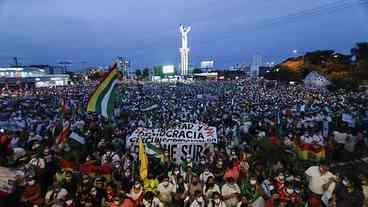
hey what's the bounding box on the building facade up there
[0,67,70,87]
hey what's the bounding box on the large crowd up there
[0,79,368,207]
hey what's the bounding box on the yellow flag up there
[139,138,148,180]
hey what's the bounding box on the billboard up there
[200,61,214,69]
[162,65,175,74]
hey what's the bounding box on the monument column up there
[179,25,191,76]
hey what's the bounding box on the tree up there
[351,42,368,83]
[142,68,150,79]
[351,42,368,63]
[135,69,142,78]
[305,50,334,65]
[153,65,163,78]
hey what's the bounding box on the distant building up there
[116,57,131,78]
[259,66,272,76]
[218,70,247,80]
[28,65,66,74]
[250,55,263,78]
[0,66,70,87]
[193,72,218,80]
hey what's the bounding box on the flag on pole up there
[295,143,326,161]
[139,138,148,180]
[87,64,120,119]
[59,98,69,118]
[56,121,70,145]
[145,142,164,163]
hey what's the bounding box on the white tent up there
[304,71,330,88]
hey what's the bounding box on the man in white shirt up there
[157,176,176,207]
[221,177,241,207]
[45,182,68,206]
[305,163,336,206]
[189,190,205,207]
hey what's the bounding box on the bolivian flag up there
[139,138,149,180]
[56,121,70,145]
[87,64,120,119]
[295,143,326,161]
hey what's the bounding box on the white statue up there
[179,25,191,76]
[180,25,191,49]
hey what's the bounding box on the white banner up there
[128,142,212,163]
[127,123,216,162]
[128,122,217,144]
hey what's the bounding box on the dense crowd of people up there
[0,79,368,207]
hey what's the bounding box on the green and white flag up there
[145,143,164,163]
[87,64,120,119]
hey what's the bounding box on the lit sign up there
[0,68,24,71]
[195,72,218,76]
[162,65,175,74]
[200,61,214,69]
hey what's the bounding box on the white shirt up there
[199,171,214,184]
[28,157,45,169]
[333,131,348,144]
[305,166,336,195]
[45,188,68,201]
[189,198,205,207]
[143,197,164,207]
[248,197,266,207]
[203,184,220,199]
[208,200,227,207]
[221,183,241,207]
[157,183,176,203]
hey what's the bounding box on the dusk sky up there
[0,0,367,69]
